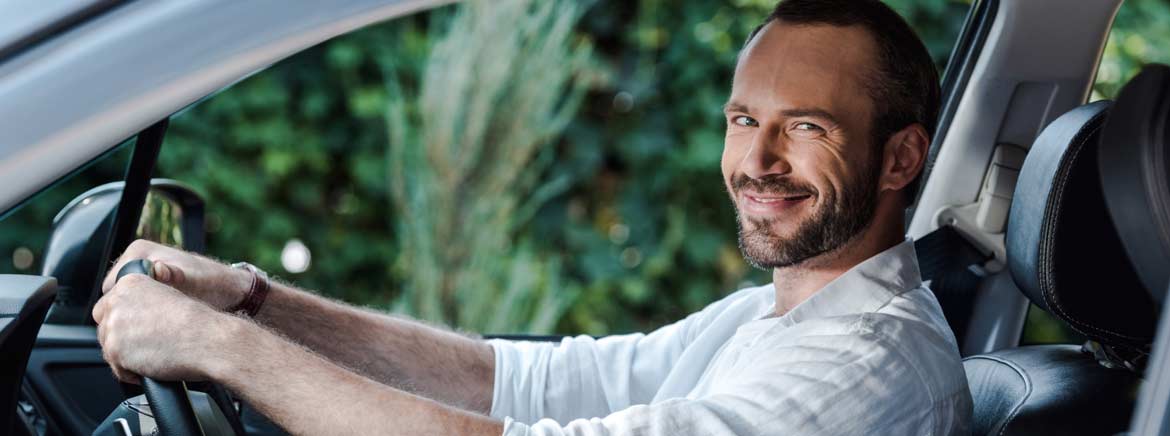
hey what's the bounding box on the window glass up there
[0,142,132,276]
[0,140,133,324]
[1019,0,1170,345]
[158,0,972,335]
[1020,304,1086,346]
[1092,0,1170,100]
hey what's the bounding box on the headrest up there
[1098,64,1170,303]
[1007,100,1158,351]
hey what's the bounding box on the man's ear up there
[878,123,929,193]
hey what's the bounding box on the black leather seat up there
[1097,64,1170,303]
[965,345,1140,435]
[962,66,1170,435]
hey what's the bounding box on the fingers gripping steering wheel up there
[114,259,244,436]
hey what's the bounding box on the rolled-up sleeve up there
[487,287,768,425]
[488,323,690,424]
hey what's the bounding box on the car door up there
[4,138,135,435]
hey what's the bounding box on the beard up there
[731,158,881,270]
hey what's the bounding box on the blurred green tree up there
[384,0,596,332]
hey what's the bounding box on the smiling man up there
[93,0,971,434]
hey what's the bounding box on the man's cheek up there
[720,142,741,181]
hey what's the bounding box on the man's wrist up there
[210,265,255,311]
[228,262,270,317]
[234,267,253,308]
[205,315,266,384]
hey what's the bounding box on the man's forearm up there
[211,317,503,436]
[250,281,496,413]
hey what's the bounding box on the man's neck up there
[771,212,905,317]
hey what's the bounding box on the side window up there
[1091,0,1170,101]
[0,140,133,323]
[0,142,132,276]
[159,1,972,336]
[1019,0,1170,345]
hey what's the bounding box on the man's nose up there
[740,128,793,180]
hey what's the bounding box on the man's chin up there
[740,246,803,270]
[737,216,873,270]
[738,230,805,270]
[736,213,840,270]
[740,216,803,239]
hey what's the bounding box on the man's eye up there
[732,116,758,127]
[793,122,822,132]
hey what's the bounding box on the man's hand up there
[92,271,503,435]
[92,273,239,384]
[102,240,251,311]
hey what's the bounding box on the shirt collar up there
[773,238,923,326]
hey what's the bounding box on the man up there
[94,0,972,434]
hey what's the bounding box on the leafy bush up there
[385,0,595,332]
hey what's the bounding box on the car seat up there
[963,64,1170,435]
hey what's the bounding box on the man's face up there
[722,22,884,269]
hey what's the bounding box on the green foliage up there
[155,15,423,305]
[385,0,596,332]
[2,0,1169,339]
[1094,0,1170,99]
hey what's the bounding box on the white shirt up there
[488,239,973,435]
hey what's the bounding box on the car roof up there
[0,0,126,61]
[0,0,450,214]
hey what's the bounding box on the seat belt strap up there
[915,225,990,280]
[914,226,993,347]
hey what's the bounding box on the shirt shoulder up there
[742,287,971,433]
[866,286,969,398]
[703,314,958,434]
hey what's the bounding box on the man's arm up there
[104,240,494,412]
[92,276,503,435]
[254,281,495,412]
[213,316,503,436]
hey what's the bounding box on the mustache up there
[731,174,816,196]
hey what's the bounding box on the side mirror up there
[40,179,205,323]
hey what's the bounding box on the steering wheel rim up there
[140,378,204,436]
[113,259,214,436]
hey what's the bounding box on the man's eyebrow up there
[780,108,840,124]
[722,102,751,113]
[722,103,841,125]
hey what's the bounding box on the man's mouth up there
[741,192,814,214]
[746,193,812,203]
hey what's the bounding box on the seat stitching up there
[1038,113,1144,342]
[963,354,1031,436]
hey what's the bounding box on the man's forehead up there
[730,21,877,117]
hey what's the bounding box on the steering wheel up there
[114,259,245,436]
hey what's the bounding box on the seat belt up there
[914,225,992,345]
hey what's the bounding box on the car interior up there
[0,0,1169,435]
[961,67,1162,434]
